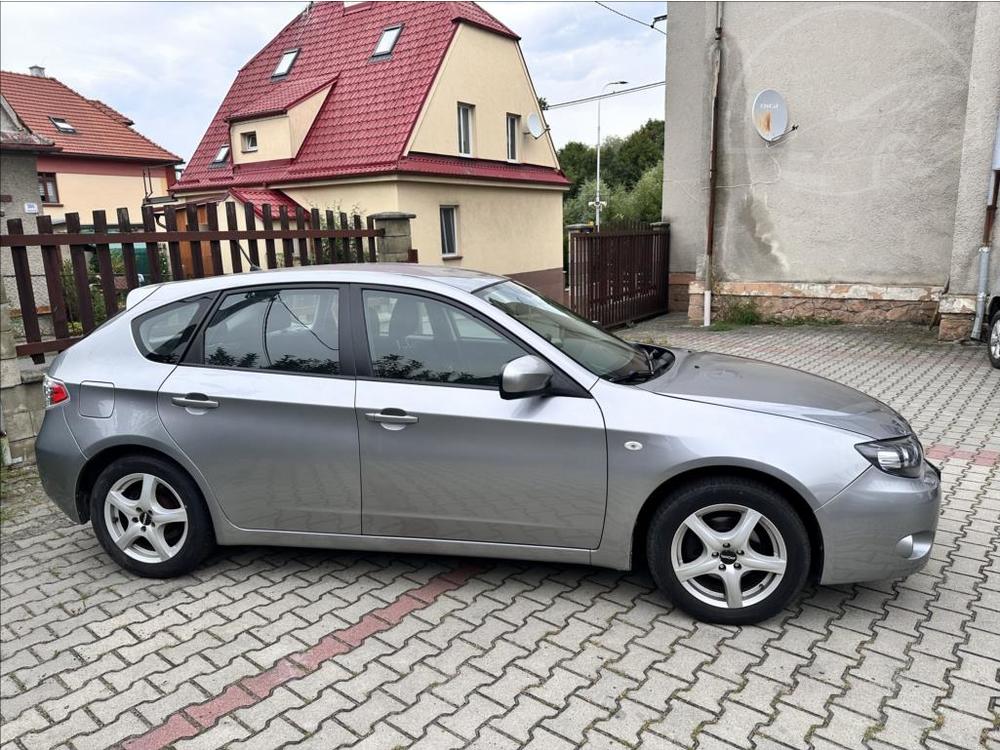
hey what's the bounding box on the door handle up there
[171,394,220,409]
[365,410,418,425]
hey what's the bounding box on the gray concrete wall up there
[0,151,48,309]
[663,1,980,286]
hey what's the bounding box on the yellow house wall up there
[231,115,292,164]
[407,24,559,168]
[44,172,169,224]
[280,181,401,220]
[289,86,331,155]
[230,85,330,164]
[397,180,563,276]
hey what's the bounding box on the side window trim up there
[180,283,355,378]
[349,283,588,396]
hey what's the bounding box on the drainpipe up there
[703,2,724,326]
[971,113,1000,340]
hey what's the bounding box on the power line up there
[544,81,665,111]
[594,2,667,35]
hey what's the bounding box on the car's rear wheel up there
[989,310,1000,369]
[647,477,810,624]
[90,455,214,578]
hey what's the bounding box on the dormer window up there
[212,145,230,164]
[272,49,299,78]
[372,25,402,58]
[241,131,258,153]
[49,116,76,133]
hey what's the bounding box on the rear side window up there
[202,287,341,375]
[134,297,212,364]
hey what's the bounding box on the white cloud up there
[1,0,666,159]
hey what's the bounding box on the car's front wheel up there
[647,477,810,624]
[90,455,214,578]
[989,309,1000,369]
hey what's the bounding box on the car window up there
[202,288,340,375]
[363,290,526,386]
[134,296,212,364]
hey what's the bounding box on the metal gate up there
[568,223,670,328]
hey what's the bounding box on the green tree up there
[604,119,663,188]
[622,162,664,223]
[556,141,596,197]
[562,177,631,226]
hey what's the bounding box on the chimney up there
[29,65,45,77]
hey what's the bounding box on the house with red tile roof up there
[174,1,570,297]
[0,67,181,227]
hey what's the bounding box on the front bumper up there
[816,461,940,585]
[35,407,88,524]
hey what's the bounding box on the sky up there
[0,1,666,164]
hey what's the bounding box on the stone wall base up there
[938,313,975,341]
[688,280,943,326]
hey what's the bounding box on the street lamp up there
[590,80,628,228]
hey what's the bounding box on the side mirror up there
[500,355,553,400]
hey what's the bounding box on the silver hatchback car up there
[36,265,940,624]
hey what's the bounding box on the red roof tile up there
[173,2,567,191]
[0,71,180,164]
[227,75,337,122]
[398,153,571,186]
[228,188,305,219]
[87,99,134,126]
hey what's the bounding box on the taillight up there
[43,375,70,408]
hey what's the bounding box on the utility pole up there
[590,80,628,228]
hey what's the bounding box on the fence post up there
[369,212,416,263]
[0,282,45,465]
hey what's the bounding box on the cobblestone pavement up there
[1,322,998,750]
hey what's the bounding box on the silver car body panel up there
[37,265,940,586]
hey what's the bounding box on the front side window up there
[457,103,473,156]
[272,49,299,78]
[202,287,340,375]
[38,172,59,203]
[134,296,213,364]
[241,131,258,152]
[476,281,651,382]
[506,114,520,161]
[363,290,526,387]
[440,206,458,257]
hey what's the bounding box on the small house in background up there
[173,1,570,298]
[0,67,182,229]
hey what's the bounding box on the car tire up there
[90,455,215,578]
[989,310,1000,369]
[646,477,810,625]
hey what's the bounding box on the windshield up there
[475,280,654,381]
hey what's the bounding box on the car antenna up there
[234,242,261,271]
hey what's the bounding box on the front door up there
[158,285,360,533]
[354,287,607,548]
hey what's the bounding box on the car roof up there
[129,263,506,308]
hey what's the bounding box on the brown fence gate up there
[568,222,670,328]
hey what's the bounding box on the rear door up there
[158,284,361,533]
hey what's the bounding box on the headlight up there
[855,435,923,478]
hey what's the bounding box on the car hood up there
[638,349,911,439]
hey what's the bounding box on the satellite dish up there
[526,112,546,139]
[752,89,789,142]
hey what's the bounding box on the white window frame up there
[457,104,473,157]
[272,49,299,78]
[241,131,258,153]
[506,113,520,162]
[372,25,403,58]
[49,116,76,133]
[211,145,230,164]
[440,206,459,257]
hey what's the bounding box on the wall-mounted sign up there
[752,89,789,142]
[23,202,39,214]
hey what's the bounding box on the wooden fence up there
[568,223,670,328]
[0,202,388,363]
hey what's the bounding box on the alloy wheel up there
[991,317,999,361]
[103,473,188,563]
[670,503,787,609]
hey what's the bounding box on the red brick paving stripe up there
[926,443,999,467]
[120,564,480,750]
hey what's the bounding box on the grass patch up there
[717,297,764,326]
